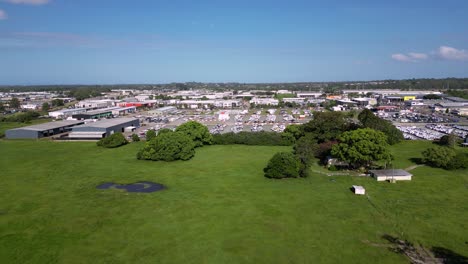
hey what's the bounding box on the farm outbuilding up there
[5,120,85,139]
[369,169,413,182]
[352,185,365,195]
[68,118,140,139]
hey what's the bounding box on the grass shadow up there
[431,247,468,264]
[409,157,423,165]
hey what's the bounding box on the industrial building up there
[147,106,177,116]
[5,120,85,139]
[49,108,89,119]
[72,108,115,119]
[68,118,140,139]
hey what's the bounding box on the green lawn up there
[0,140,466,263]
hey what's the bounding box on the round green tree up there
[264,152,301,179]
[331,128,393,168]
[137,132,195,161]
[175,121,212,147]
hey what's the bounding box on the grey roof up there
[82,107,120,115]
[73,118,138,128]
[8,120,85,131]
[370,169,412,177]
[437,102,468,107]
[445,97,468,103]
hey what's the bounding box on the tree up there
[131,134,140,142]
[422,146,456,169]
[264,152,301,179]
[97,133,128,148]
[137,132,195,161]
[42,102,50,112]
[331,128,393,168]
[157,128,173,136]
[293,134,319,177]
[439,133,460,148]
[423,94,441,100]
[51,99,64,107]
[175,121,212,147]
[302,111,351,143]
[146,129,157,141]
[0,102,5,112]
[284,124,305,141]
[9,97,21,109]
[358,109,403,145]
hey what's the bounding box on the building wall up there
[376,175,412,181]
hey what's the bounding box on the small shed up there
[369,169,412,182]
[352,185,365,195]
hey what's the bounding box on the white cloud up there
[3,0,50,5]
[391,53,412,62]
[435,46,468,61]
[0,9,7,20]
[392,52,428,62]
[408,52,428,60]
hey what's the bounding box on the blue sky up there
[0,0,468,84]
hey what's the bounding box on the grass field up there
[0,140,466,263]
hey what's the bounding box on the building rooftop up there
[370,169,412,177]
[445,97,468,103]
[73,118,138,129]
[84,107,121,115]
[9,120,84,131]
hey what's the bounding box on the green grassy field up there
[0,140,466,263]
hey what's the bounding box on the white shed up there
[370,169,413,182]
[352,185,366,195]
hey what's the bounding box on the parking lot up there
[127,109,312,139]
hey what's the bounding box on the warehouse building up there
[147,106,177,116]
[49,108,89,119]
[72,108,115,120]
[5,120,85,139]
[68,118,140,139]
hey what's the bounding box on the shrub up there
[97,133,128,148]
[137,132,195,161]
[212,131,293,146]
[157,128,173,135]
[131,134,140,142]
[446,152,468,170]
[145,130,157,141]
[175,121,212,147]
[264,152,301,179]
[422,146,456,169]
